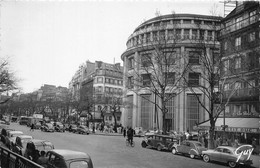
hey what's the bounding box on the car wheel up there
[190,154,195,159]
[228,161,236,168]
[141,141,147,148]
[203,155,210,163]
[157,145,162,151]
[171,147,177,155]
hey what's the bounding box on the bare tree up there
[0,58,19,104]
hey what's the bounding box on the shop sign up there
[214,126,259,133]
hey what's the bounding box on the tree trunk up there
[209,118,216,149]
[162,112,166,135]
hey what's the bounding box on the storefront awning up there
[198,118,259,134]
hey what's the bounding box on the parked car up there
[34,122,42,129]
[0,119,10,125]
[46,149,93,168]
[5,130,24,149]
[41,123,55,132]
[53,122,65,132]
[12,135,33,155]
[24,139,54,162]
[68,124,77,133]
[202,145,253,168]
[0,128,14,144]
[171,140,207,159]
[141,134,179,151]
[76,125,90,134]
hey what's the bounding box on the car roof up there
[50,149,90,160]
[29,139,50,144]
[217,146,236,150]
[9,131,23,134]
[18,135,33,139]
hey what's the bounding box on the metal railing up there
[0,146,43,168]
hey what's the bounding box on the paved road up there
[4,123,259,168]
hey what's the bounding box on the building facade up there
[217,1,259,144]
[121,14,222,133]
[70,61,124,127]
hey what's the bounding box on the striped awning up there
[198,118,259,134]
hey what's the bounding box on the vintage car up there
[171,140,207,159]
[202,145,253,168]
[41,123,55,132]
[24,139,54,162]
[46,149,93,168]
[141,134,179,151]
[34,122,42,129]
[5,130,24,149]
[0,128,15,144]
[12,135,33,155]
[68,124,78,133]
[76,125,90,134]
[53,122,65,132]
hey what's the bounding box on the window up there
[128,76,133,89]
[142,74,151,87]
[189,51,200,64]
[173,20,181,24]
[199,30,205,40]
[97,77,103,83]
[152,31,158,41]
[184,29,190,39]
[236,17,242,29]
[194,20,201,25]
[109,116,112,121]
[159,31,165,41]
[176,29,181,39]
[183,20,191,24]
[225,105,230,114]
[234,82,241,89]
[235,37,241,47]
[223,60,229,72]
[192,30,197,39]
[128,57,134,69]
[234,57,241,69]
[204,21,212,25]
[224,83,230,91]
[250,10,257,24]
[146,33,151,43]
[207,31,213,40]
[188,73,200,86]
[224,41,228,50]
[248,80,255,88]
[168,30,174,40]
[141,54,152,67]
[164,72,175,84]
[234,105,241,114]
[163,51,175,65]
[249,32,255,42]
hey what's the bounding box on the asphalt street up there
[2,123,259,168]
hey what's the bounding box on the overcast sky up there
[0,0,224,93]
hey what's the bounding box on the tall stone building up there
[121,14,222,132]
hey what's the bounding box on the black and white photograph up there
[0,0,259,168]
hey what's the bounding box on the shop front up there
[198,117,259,145]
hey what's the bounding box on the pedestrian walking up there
[123,127,126,138]
[30,123,35,131]
[204,133,208,148]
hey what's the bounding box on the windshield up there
[11,132,23,137]
[70,160,89,168]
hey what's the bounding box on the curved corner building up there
[121,14,222,132]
